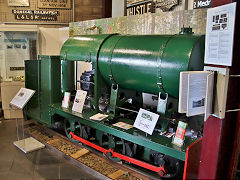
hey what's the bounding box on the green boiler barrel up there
[60,34,205,98]
[98,34,205,98]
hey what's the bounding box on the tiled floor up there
[0,119,97,180]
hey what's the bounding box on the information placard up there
[90,113,108,121]
[178,71,214,117]
[72,90,87,113]
[10,88,35,109]
[134,108,159,135]
[204,3,236,66]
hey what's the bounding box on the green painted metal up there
[60,34,205,98]
[98,34,205,98]
[26,33,205,165]
[25,60,41,121]
[61,60,74,93]
[25,56,62,127]
[60,34,116,96]
[60,34,116,62]
[40,55,62,126]
[49,103,195,161]
[109,84,118,115]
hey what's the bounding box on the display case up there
[0,25,38,81]
[0,25,38,119]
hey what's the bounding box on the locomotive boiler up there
[24,28,205,178]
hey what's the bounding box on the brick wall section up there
[74,0,103,22]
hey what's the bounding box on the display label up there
[134,108,159,135]
[113,122,133,130]
[37,0,71,9]
[72,90,87,113]
[172,121,187,147]
[10,88,35,109]
[90,113,108,121]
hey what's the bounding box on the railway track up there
[24,121,159,180]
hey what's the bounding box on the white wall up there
[38,27,92,90]
[112,0,125,18]
[39,27,69,55]
[188,0,194,10]
[59,27,70,47]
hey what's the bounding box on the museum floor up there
[0,119,96,180]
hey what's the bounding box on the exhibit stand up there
[10,88,45,153]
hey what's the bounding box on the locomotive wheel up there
[64,119,81,143]
[104,135,125,162]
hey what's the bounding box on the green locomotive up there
[24,28,205,178]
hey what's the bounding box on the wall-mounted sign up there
[8,0,29,7]
[194,0,212,9]
[12,10,59,21]
[126,0,155,16]
[37,0,71,9]
[155,0,178,12]
[10,67,25,71]
[204,3,236,66]
[126,0,179,16]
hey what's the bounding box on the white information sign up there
[178,71,214,117]
[204,2,236,66]
[187,72,210,117]
[72,90,87,113]
[134,108,159,135]
[10,88,35,109]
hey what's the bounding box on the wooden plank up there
[108,170,126,179]
[214,71,229,119]
[70,148,89,159]
[25,122,152,180]
[47,138,61,145]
